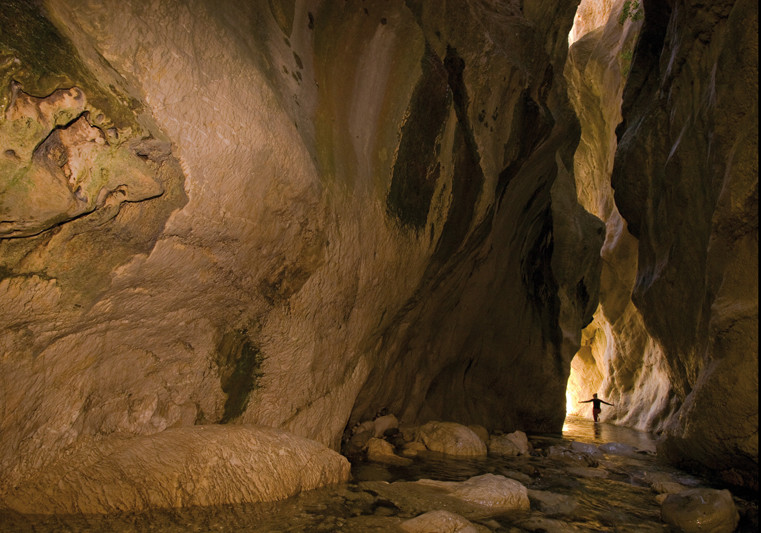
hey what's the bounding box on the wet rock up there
[634,470,697,495]
[417,474,530,514]
[489,430,531,456]
[374,414,399,437]
[501,469,533,485]
[569,441,603,457]
[514,516,581,532]
[547,445,599,467]
[366,438,413,466]
[385,428,408,448]
[400,441,428,458]
[565,466,609,479]
[528,489,578,516]
[361,474,529,520]
[488,436,521,456]
[417,422,487,457]
[467,425,489,444]
[650,480,688,495]
[346,428,374,456]
[356,420,376,434]
[0,425,350,514]
[660,488,739,533]
[399,425,418,443]
[598,442,637,456]
[400,509,481,533]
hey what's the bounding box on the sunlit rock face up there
[564,0,758,489]
[563,0,675,430]
[611,0,758,488]
[0,0,603,510]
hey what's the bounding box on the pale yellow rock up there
[366,437,413,466]
[401,509,480,533]
[418,422,487,457]
[488,430,531,456]
[467,424,489,445]
[417,474,530,513]
[374,414,400,437]
[0,425,350,514]
[401,441,429,458]
[362,474,528,521]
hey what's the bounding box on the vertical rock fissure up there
[386,44,451,230]
[495,90,553,209]
[428,45,485,267]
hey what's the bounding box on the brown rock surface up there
[1,425,350,514]
[660,488,739,533]
[610,0,758,487]
[564,0,757,489]
[418,421,487,457]
[1,0,600,508]
[401,510,482,533]
[0,0,756,513]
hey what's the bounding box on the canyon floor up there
[1,417,756,532]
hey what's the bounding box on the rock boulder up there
[418,422,487,457]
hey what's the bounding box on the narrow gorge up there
[0,0,757,529]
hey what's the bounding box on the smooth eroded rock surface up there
[366,437,413,466]
[611,0,758,488]
[400,510,481,533]
[0,2,602,505]
[418,421,487,457]
[0,0,756,509]
[0,425,350,514]
[488,430,531,456]
[660,488,739,533]
[361,473,529,520]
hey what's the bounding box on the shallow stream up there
[2,416,757,532]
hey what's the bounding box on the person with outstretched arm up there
[579,393,614,422]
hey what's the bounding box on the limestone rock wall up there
[564,0,758,488]
[563,0,676,431]
[2,0,754,509]
[611,0,758,487]
[0,0,602,508]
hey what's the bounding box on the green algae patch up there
[216,328,265,424]
[0,1,142,131]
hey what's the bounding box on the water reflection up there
[562,414,657,452]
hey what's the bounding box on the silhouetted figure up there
[579,393,613,422]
